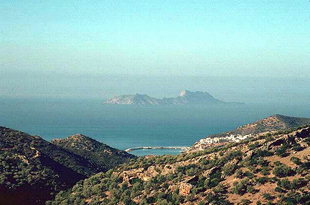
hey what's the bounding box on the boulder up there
[179,182,193,196]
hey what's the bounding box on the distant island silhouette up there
[104,90,243,105]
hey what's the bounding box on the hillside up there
[104,90,240,105]
[52,134,136,170]
[50,126,310,205]
[0,127,135,205]
[229,114,310,136]
[192,114,310,151]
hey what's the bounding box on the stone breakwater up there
[125,146,190,152]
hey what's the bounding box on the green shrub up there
[235,170,244,179]
[275,144,289,157]
[275,186,286,193]
[222,163,237,176]
[277,179,292,190]
[260,166,270,175]
[279,191,310,204]
[290,157,302,165]
[255,149,273,157]
[205,192,231,205]
[263,193,275,200]
[273,164,295,177]
[204,169,222,188]
[257,158,269,167]
[246,185,257,194]
[291,178,307,189]
[240,199,252,205]
[232,178,250,195]
[256,177,269,184]
[248,142,260,150]
[292,144,304,151]
[212,183,227,194]
[244,171,254,179]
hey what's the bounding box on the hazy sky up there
[1,0,310,78]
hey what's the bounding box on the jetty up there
[125,146,190,152]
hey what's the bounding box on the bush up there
[275,144,289,157]
[260,166,270,176]
[263,193,275,200]
[256,177,269,185]
[244,171,254,179]
[248,142,260,150]
[277,179,292,190]
[257,159,269,167]
[235,170,244,179]
[240,199,252,205]
[275,186,286,193]
[246,185,257,194]
[213,183,227,194]
[197,201,206,205]
[255,149,273,157]
[291,178,307,189]
[273,164,295,177]
[232,179,250,195]
[292,144,304,151]
[290,157,302,165]
[204,169,222,188]
[222,163,237,176]
[205,192,231,205]
[280,191,310,204]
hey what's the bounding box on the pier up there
[125,146,190,152]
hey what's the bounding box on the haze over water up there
[1,1,310,155]
[1,89,309,156]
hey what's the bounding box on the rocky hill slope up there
[104,90,240,105]
[50,126,310,205]
[52,134,135,171]
[0,127,135,205]
[192,114,310,151]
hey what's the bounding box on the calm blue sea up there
[0,98,309,156]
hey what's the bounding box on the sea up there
[0,97,309,156]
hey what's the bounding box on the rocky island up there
[104,90,241,105]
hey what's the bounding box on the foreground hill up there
[52,134,135,171]
[104,90,240,105]
[50,125,310,205]
[192,114,310,151]
[0,127,135,205]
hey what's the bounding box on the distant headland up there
[104,90,243,105]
